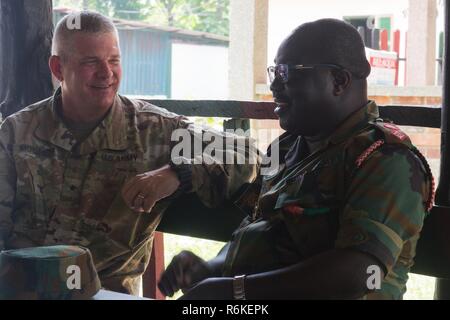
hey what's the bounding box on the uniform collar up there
[329,100,379,145]
[300,100,379,149]
[282,101,379,165]
[34,87,129,154]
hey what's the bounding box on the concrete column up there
[406,0,437,86]
[229,0,269,100]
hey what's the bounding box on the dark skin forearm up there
[179,247,384,300]
[205,242,230,277]
[244,249,384,299]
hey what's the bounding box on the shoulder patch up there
[371,121,412,145]
[382,123,408,141]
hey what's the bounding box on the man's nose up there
[269,77,284,93]
[97,61,113,78]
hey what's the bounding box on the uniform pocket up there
[224,214,302,276]
[282,206,339,258]
[12,146,63,241]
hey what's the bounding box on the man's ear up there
[49,55,64,82]
[332,69,352,96]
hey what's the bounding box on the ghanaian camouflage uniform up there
[0,88,258,295]
[227,101,433,299]
[0,245,100,300]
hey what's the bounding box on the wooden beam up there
[144,99,442,128]
[379,105,441,128]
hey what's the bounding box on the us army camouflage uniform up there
[0,88,258,295]
[227,101,433,299]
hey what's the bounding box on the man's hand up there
[158,250,215,297]
[121,164,180,213]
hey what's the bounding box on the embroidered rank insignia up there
[383,123,407,141]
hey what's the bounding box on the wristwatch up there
[233,274,246,300]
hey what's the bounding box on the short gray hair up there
[52,10,119,60]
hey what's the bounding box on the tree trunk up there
[0,0,54,118]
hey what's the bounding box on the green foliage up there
[163,233,225,300]
[53,0,230,36]
[146,0,229,36]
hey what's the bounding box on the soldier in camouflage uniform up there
[0,11,258,296]
[158,19,434,300]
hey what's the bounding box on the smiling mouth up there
[275,101,289,107]
[274,97,290,106]
[274,99,290,115]
[91,84,113,89]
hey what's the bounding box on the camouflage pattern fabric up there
[227,101,432,299]
[0,245,100,300]
[0,88,258,296]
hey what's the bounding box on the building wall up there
[171,43,228,99]
[118,29,172,97]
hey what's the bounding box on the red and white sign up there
[366,48,398,86]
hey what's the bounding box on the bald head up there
[52,11,119,61]
[279,19,371,79]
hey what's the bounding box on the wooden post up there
[229,0,268,101]
[435,0,450,300]
[406,0,437,86]
[229,0,269,138]
[0,0,53,118]
[142,231,165,299]
[393,30,401,85]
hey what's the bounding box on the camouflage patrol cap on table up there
[0,245,101,300]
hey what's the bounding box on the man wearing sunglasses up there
[159,18,433,299]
